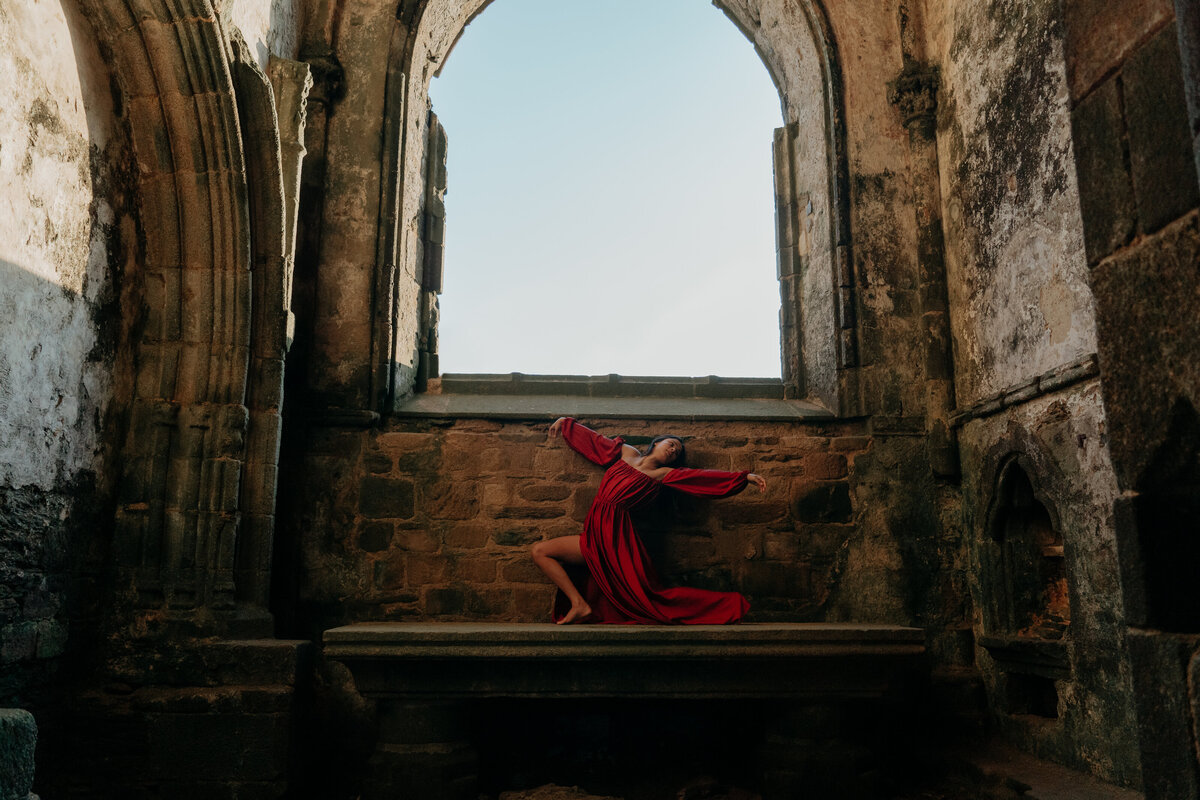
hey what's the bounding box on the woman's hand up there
[548,417,566,440]
[747,473,767,494]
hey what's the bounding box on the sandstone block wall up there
[280,418,873,633]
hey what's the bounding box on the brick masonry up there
[284,418,873,630]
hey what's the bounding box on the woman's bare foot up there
[558,602,592,625]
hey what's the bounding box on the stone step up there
[193,639,313,686]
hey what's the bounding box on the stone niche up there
[977,456,1071,720]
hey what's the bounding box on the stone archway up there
[296,0,858,416]
[75,0,303,633]
[417,0,855,410]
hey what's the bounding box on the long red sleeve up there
[660,468,749,497]
[558,418,624,466]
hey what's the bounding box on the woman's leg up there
[531,535,592,623]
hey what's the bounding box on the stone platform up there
[324,622,926,699]
[324,623,927,799]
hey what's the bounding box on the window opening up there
[427,0,784,379]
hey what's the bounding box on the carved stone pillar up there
[889,50,959,479]
[774,122,806,400]
[226,50,312,631]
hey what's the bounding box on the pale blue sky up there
[429,0,783,377]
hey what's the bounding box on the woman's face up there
[653,437,683,464]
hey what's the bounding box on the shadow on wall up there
[0,260,121,707]
[1133,398,1200,633]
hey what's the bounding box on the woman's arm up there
[548,417,625,466]
[661,468,766,497]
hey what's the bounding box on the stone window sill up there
[393,373,834,422]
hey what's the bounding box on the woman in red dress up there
[531,417,767,625]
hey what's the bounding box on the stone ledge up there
[951,355,1100,428]
[392,394,834,423]
[386,373,835,422]
[324,622,924,657]
[324,623,925,699]
[438,373,787,399]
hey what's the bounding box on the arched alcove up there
[978,452,1072,721]
[362,0,858,413]
[987,459,1069,640]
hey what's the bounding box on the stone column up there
[774,122,806,400]
[228,55,312,628]
[889,6,959,479]
[416,114,447,393]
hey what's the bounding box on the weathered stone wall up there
[1,1,313,794]
[826,433,967,645]
[936,0,1096,406]
[822,0,927,422]
[958,383,1141,784]
[931,0,1142,786]
[4,0,1190,794]
[282,417,875,632]
[0,0,135,703]
[1061,0,1200,796]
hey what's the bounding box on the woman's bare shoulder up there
[619,443,641,461]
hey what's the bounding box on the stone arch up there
[981,453,1070,639]
[77,0,256,626]
[375,0,858,412]
[977,435,1071,635]
[975,438,1075,722]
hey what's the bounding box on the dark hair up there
[642,435,686,466]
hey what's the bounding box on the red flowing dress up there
[552,418,751,624]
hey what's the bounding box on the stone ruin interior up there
[2,0,1199,798]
